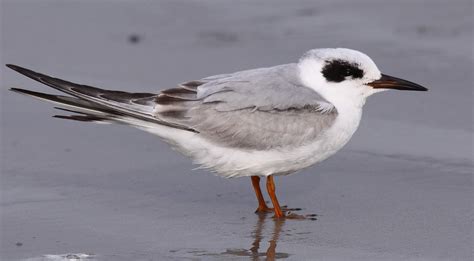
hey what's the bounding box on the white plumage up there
[7,48,427,218]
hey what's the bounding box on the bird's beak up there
[367,74,428,91]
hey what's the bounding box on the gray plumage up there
[197,64,331,111]
[7,63,337,151]
[157,64,338,150]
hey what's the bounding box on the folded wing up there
[157,64,338,150]
[8,63,337,150]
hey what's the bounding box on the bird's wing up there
[157,64,338,150]
[196,63,335,112]
[8,64,337,150]
[7,64,196,131]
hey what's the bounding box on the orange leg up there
[266,175,284,218]
[266,175,318,220]
[251,176,272,213]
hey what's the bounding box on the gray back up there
[156,64,338,150]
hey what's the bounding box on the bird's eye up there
[321,59,364,83]
[344,68,352,76]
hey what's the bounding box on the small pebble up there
[128,34,141,44]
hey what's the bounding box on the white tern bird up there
[7,48,428,219]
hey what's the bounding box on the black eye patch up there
[321,59,364,82]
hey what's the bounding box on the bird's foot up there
[273,212,318,221]
[286,212,318,221]
[255,204,302,214]
[281,205,303,212]
[255,206,274,213]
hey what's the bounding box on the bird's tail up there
[7,64,196,132]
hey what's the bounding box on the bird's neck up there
[328,90,368,111]
[332,95,364,126]
[333,94,366,136]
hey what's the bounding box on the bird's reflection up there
[223,212,290,260]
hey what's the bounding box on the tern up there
[7,48,427,219]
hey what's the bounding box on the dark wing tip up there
[53,114,106,122]
[9,87,31,94]
[6,64,25,72]
[9,88,52,99]
[5,64,45,81]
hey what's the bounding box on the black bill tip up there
[368,74,428,91]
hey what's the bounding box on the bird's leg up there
[251,176,273,213]
[266,175,317,220]
[266,175,285,218]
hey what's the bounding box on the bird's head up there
[298,48,427,108]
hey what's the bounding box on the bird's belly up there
[139,110,361,178]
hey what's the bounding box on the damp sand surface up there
[1,1,472,260]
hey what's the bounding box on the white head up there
[298,48,427,109]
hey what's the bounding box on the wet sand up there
[1,0,472,260]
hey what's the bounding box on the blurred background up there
[1,0,472,260]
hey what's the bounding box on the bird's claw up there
[286,212,318,221]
